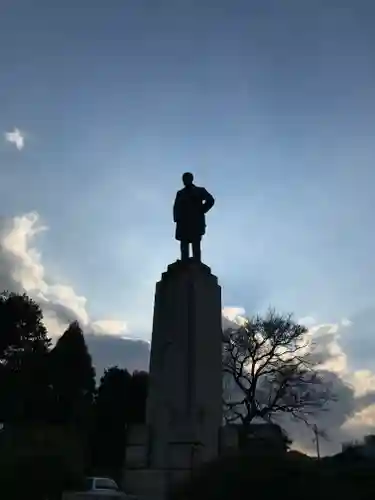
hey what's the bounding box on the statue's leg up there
[192,239,201,262]
[180,241,189,261]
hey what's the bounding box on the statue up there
[173,172,215,262]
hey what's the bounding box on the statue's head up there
[182,172,194,186]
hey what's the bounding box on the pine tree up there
[0,291,51,366]
[0,291,52,423]
[50,321,96,430]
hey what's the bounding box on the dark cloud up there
[57,308,375,454]
[355,391,375,413]
[85,333,150,380]
[2,213,375,455]
[280,370,357,455]
[224,355,360,455]
[222,318,375,455]
[306,331,337,365]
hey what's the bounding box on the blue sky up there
[3,0,375,454]
[1,1,375,341]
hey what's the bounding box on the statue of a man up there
[173,172,215,262]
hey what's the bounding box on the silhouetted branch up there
[223,309,334,429]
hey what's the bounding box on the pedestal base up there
[122,424,205,500]
[122,425,239,500]
[122,261,227,499]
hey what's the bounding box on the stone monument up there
[122,174,233,500]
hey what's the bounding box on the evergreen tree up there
[50,321,96,431]
[0,291,51,366]
[0,291,52,423]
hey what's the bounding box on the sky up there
[1,0,375,454]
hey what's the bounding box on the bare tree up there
[223,310,334,432]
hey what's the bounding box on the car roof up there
[87,477,115,480]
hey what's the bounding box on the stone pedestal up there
[122,260,223,500]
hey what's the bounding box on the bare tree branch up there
[223,309,335,430]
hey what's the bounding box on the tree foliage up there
[95,366,132,422]
[0,291,151,492]
[238,422,292,453]
[0,291,52,423]
[90,367,149,479]
[170,449,375,500]
[50,320,96,429]
[223,310,333,429]
[0,291,51,365]
[91,366,132,480]
[0,424,85,499]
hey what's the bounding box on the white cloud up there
[341,318,353,327]
[222,305,375,453]
[2,212,375,454]
[315,324,348,376]
[43,312,68,338]
[0,212,152,380]
[91,319,128,335]
[342,404,375,439]
[222,306,245,320]
[2,212,47,292]
[222,306,247,326]
[4,127,25,151]
[349,370,375,398]
[0,211,124,336]
[45,284,89,325]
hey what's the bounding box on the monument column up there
[123,174,225,500]
[146,260,223,469]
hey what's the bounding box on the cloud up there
[85,334,150,378]
[0,212,150,378]
[223,311,375,455]
[277,369,357,456]
[4,127,25,150]
[1,212,88,327]
[341,318,352,327]
[311,323,348,375]
[343,404,375,438]
[222,306,247,327]
[336,307,375,372]
[222,306,246,321]
[288,319,375,454]
[91,319,128,335]
[2,212,375,454]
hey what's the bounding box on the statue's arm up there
[173,193,179,222]
[202,189,215,214]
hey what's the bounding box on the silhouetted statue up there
[173,172,215,262]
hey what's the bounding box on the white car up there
[62,476,137,500]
